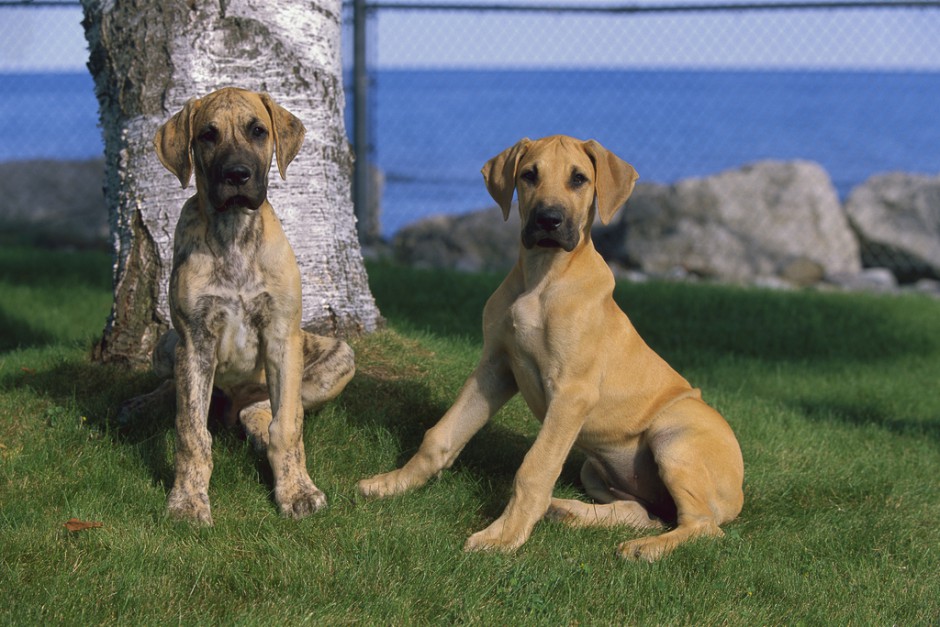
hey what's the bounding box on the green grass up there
[1,246,938,624]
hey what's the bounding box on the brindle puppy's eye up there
[571,172,588,188]
[520,169,538,184]
[198,127,218,143]
[250,124,268,140]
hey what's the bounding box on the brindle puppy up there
[146,87,355,524]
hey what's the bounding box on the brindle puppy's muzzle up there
[522,204,579,252]
[208,151,268,212]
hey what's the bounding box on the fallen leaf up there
[64,518,103,532]
[21,367,34,374]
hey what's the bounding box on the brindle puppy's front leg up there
[265,328,327,519]
[464,384,596,552]
[167,334,217,525]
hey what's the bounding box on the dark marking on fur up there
[249,292,274,330]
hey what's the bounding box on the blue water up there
[4,69,940,235]
[372,69,940,234]
[0,72,103,161]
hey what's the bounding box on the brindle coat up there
[358,136,744,561]
[147,87,354,524]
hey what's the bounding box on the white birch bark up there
[82,0,382,366]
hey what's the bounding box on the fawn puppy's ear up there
[481,138,532,220]
[582,139,638,225]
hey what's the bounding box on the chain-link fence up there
[4,1,940,281]
[0,2,98,160]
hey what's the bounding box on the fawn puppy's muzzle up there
[522,203,579,251]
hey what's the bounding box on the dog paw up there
[617,537,667,563]
[116,396,148,425]
[463,519,527,553]
[276,480,327,520]
[116,404,137,426]
[238,402,272,453]
[544,500,583,524]
[357,471,412,499]
[166,489,213,526]
[619,521,724,561]
[245,429,270,454]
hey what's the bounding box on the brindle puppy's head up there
[482,136,639,253]
[154,87,306,212]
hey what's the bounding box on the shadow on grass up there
[5,358,264,495]
[792,398,940,443]
[0,246,112,352]
[341,352,583,519]
[6,359,164,487]
[621,283,940,367]
[0,245,111,291]
[0,306,57,351]
[7,336,546,520]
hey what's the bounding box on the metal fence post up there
[352,0,374,245]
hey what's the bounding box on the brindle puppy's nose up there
[535,208,564,232]
[223,164,251,186]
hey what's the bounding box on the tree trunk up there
[82,0,382,367]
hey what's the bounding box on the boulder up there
[393,205,520,272]
[595,161,862,283]
[844,172,940,282]
[828,267,898,293]
[0,158,108,248]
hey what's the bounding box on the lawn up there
[1,246,938,624]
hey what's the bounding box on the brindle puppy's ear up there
[581,139,639,225]
[481,138,531,221]
[154,97,201,188]
[261,93,306,180]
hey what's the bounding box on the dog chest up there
[194,291,276,382]
[506,293,552,414]
[508,292,543,347]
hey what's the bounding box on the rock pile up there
[393,160,940,297]
[0,158,108,249]
[594,161,860,284]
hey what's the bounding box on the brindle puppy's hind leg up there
[235,332,354,452]
[116,330,179,424]
[300,332,356,412]
[229,384,271,452]
[117,380,175,425]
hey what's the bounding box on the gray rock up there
[0,158,108,248]
[780,256,826,287]
[844,172,940,282]
[392,205,520,272]
[595,161,861,284]
[912,278,940,297]
[828,267,898,292]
